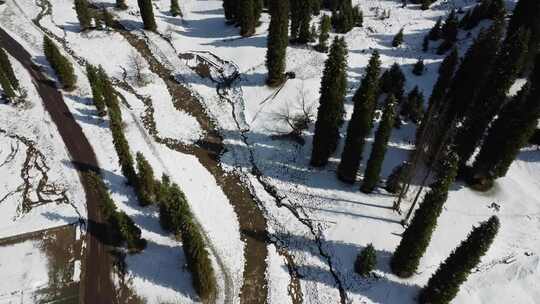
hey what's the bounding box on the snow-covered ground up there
[1,0,539,303]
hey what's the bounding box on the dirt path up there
[0,26,115,304]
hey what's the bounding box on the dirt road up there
[0,26,115,304]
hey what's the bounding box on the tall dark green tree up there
[453,28,530,168]
[290,0,312,43]
[137,0,157,31]
[337,51,381,181]
[74,0,92,31]
[331,0,354,33]
[136,152,157,206]
[316,14,331,52]
[360,95,397,193]
[239,0,256,36]
[507,0,540,73]
[0,48,19,91]
[379,63,405,101]
[391,151,459,278]
[0,71,16,101]
[43,36,77,90]
[419,216,500,304]
[472,55,540,182]
[437,10,459,54]
[428,18,442,41]
[311,37,348,167]
[86,64,107,116]
[401,86,424,123]
[266,0,289,86]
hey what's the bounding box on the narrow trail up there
[0,26,115,304]
[188,51,348,304]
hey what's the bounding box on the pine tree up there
[392,28,404,47]
[0,71,16,101]
[266,0,289,86]
[170,0,182,17]
[311,37,348,167]
[453,27,529,168]
[355,244,377,277]
[472,55,540,182]
[391,151,459,278]
[412,58,425,76]
[401,86,424,123]
[43,36,77,90]
[0,48,19,91]
[332,0,354,33]
[74,0,92,31]
[316,14,331,52]
[137,0,157,31]
[136,152,157,206]
[385,163,407,194]
[428,18,442,41]
[437,10,459,54]
[361,95,397,193]
[239,0,256,36]
[419,216,500,304]
[290,0,312,43]
[353,6,363,27]
[507,0,540,73]
[223,0,237,21]
[86,64,107,116]
[337,51,381,181]
[379,63,405,101]
[116,0,128,10]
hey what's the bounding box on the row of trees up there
[0,47,20,102]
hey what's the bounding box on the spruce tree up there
[332,0,354,33]
[239,0,256,37]
[137,0,157,31]
[170,0,182,17]
[437,10,458,54]
[379,63,405,101]
[385,163,407,194]
[337,51,381,181]
[472,55,540,182]
[266,0,289,86]
[392,28,404,47]
[0,71,16,101]
[316,14,331,52]
[507,0,540,73]
[355,244,377,277]
[43,36,77,90]
[223,0,237,22]
[311,37,348,167]
[391,151,459,278]
[361,95,397,193]
[290,0,312,43]
[453,28,530,168]
[0,48,19,91]
[86,64,107,116]
[419,216,500,304]
[136,152,157,206]
[401,86,424,123]
[412,58,425,76]
[74,0,92,31]
[428,18,442,41]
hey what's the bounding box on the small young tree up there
[136,152,157,206]
[353,6,363,27]
[170,0,182,17]
[412,58,425,76]
[391,151,459,278]
[266,0,289,86]
[137,0,157,31]
[316,14,331,52]
[74,0,92,31]
[0,48,19,91]
[392,28,404,47]
[311,37,348,167]
[360,95,397,193]
[419,216,500,304]
[337,51,381,182]
[355,244,377,277]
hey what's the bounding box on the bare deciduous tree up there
[127,51,148,87]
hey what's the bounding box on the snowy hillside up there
[0,0,539,303]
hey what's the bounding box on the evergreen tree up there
[355,244,377,277]
[170,0,182,17]
[428,18,442,41]
[337,51,381,181]
[361,95,397,193]
[472,55,540,182]
[137,0,157,31]
[507,0,540,73]
[311,37,348,167]
[412,58,425,76]
[116,0,128,10]
[223,0,237,21]
[86,64,107,116]
[136,152,157,206]
[0,48,19,91]
[331,0,354,33]
[266,0,289,86]
[239,0,256,36]
[290,0,312,43]
[453,28,530,168]
[391,151,459,278]
[316,14,331,52]
[419,216,500,304]
[353,6,363,27]
[43,36,77,90]
[102,8,114,29]
[401,86,424,123]
[74,0,92,31]
[392,28,404,47]
[0,71,15,101]
[385,162,407,194]
[437,10,459,54]
[380,63,405,101]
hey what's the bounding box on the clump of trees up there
[460,0,506,30]
[419,216,500,304]
[43,36,77,90]
[266,0,289,86]
[311,37,348,167]
[85,171,146,252]
[157,175,217,302]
